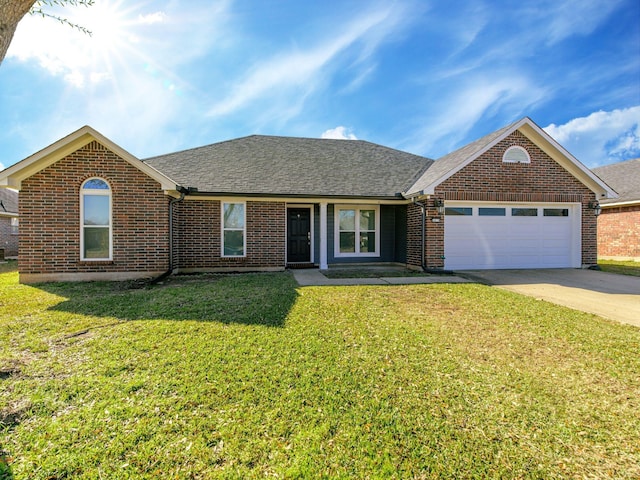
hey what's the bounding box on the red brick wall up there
[0,216,19,257]
[173,199,285,270]
[597,205,640,259]
[406,200,444,269]
[19,141,169,279]
[407,131,598,269]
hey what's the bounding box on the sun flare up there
[69,0,133,59]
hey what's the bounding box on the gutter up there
[179,191,405,201]
[151,185,197,284]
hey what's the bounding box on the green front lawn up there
[1,265,639,479]
[598,259,640,276]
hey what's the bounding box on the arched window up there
[80,178,112,260]
[502,145,531,164]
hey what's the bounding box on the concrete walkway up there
[460,269,640,327]
[292,269,472,286]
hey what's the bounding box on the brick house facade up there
[0,118,615,283]
[172,200,286,272]
[0,188,18,258]
[597,206,640,260]
[0,216,19,258]
[423,131,598,268]
[18,141,170,282]
[592,159,640,261]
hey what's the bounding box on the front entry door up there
[287,208,311,263]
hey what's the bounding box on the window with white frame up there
[222,202,245,257]
[80,178,111,260]
[502,145,531,163]
[335,206,379,256]
[10,217,18,235]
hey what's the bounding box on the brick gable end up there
[19,141,169,277]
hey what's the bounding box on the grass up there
[598,259,640,276]
[1,263,639,479]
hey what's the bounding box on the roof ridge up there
[142,133,434,163]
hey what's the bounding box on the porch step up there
[286,263,316,269]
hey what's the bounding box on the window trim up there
[502,145,531,164]
[80,177,112,261]
[10,217,18,235]
[334,205,380,258]
[221,201,246,258]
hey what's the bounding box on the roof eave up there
[517,121,618,200]
[0,126,177,191]
[406,117,619,199]
[184,191,407,201]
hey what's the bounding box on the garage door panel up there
[510,238,539,249]
[444,203,578,270]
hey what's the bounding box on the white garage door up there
[444,203,581,270]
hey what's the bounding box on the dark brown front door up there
[287,208,311,263]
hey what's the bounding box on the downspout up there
[169,190,187,272]
[412,197,455,275]
[413,199,427,271]
[151,187,186,284]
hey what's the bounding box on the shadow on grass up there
[0,448,12,480]
[35,272,299,328]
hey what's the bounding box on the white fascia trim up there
[0,212,18,218]
[517,122,618,200]
[181,195,407,205]
[413,119,531,195]
[414,117,618,200]
[0,126,177,192]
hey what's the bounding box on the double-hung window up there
[80,178,112,260]
[10,217,18,235]
[222,202,245,257]
[335,206,379,257]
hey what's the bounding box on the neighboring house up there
[592,158,640,261]
[0,117,615,283]
[0,187,18,259]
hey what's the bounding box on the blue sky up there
[0,0,638,171]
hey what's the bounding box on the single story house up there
[0,187,19,259]
[592,158,640,261]
[0,117,616,283]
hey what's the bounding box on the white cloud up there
[321,126,357,140]
[6,1,228,88]
[3,0,234,158]
[543,0,624,45]
[405,72,547,157]
[137,12,167,25]
[206,3,414,119]
[544,106,640,167]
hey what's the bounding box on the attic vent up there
[503,146,530,164]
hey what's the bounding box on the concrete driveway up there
[460,269,640,327]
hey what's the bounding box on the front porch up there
[285,202,409,270]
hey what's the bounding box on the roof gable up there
[144,135,434,199]
[406,117,617,200]
[593,158,640,206]
[0,126,176,191]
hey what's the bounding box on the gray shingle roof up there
[592,158,640,205]
[406,120,520,195]
[0,188,18,214]
[144,135,434,199]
